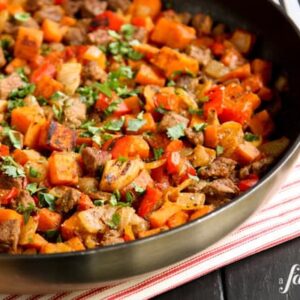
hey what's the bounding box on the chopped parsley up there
[16,202,36,224]
[244,132,260,142]
[2,126,22,149]
[38,193,56,211]
[117,156,128,163]
[7,98,24,111]
[188,108,204,116]
[121,24,135,40]
[127,112,146,132]
[14,12,30,22]
[94,199,105,206]
[216,145,224,156]
[153,148,164,160]
[0,156,25,178]
[125,191,134,204]
[167,123,186,140]
[107,213,120,229]
[104,117,125,131]
[133,183,145,194]
[29,167,39,178]
[26,183,46,195]
[193,123,207,132]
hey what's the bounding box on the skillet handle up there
[281,0,300,29]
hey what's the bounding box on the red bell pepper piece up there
[203,86,224,118]
[178,163,197,183]
[90,11,124,32]
[167,151,182,174]
[0,145,9,157]
[238,174,259,192]
[211,42,225,56]
[77,194,95,211]
[95,94,130,117]
[164,140,183,154]
[54,0,64,4]
[0,187,19,205]
[132,17,147,28]
[138,186,162,218]
[30,62,56,83]
[151,166,170,189]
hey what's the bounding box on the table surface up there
[155,237,300,299]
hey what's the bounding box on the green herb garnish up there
[167,123,186,140]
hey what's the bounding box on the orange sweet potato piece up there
[61,213,81,240]
[235,142,260,165]
[138,226,168,238]
[133,43,159,60]
[230,29,255,54]
[151,17,196,50]
[251,59,272,84]
[0,209,23,224]
[135,64,166,87]
[37,208,62,232]
[39,120,76,151]
[204,125,219,148]
[11,106,45,134]
[14,27,43,61]
[40,242,72,254]
[151,47,199,78]
[220,63,251,82]
[249,110,274,138]
[149,201,181,228]
[125,112,156,134]
[13,149,41,165]
[34,75,64,99]
[48,152,79,186]
[131,0,162,19]
[24,120,46,149]
[65,237,85,251]
[167,211,189,228]
[26,233,48,250]
[42,19,64,43]
[123,96,141,114]
[190,205,214,221]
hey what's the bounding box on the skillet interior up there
[0,0,300,294]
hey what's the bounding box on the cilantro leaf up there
[104,117,125,131]
[167,123,186,140]
[26,183,46,195]
[193,123,207,132]
[14,12,30,22]
[0,156,25,178]
[38,193,57,211]
[107,213,120,229]
[216,145,224,156]
[16,202,36,224]
[244,132,260,142]
[153,148,164,160]
[127,112,146,132]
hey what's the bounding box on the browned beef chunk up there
[49,43,65,52]
[239,157,274,179]
[101,229,124,246]
[78,177,112,200]
[81,0,107,17]
[132,27,147,42]
[0,174,23,190]
[107,0,131,12]
[0,219,21,252]
[187,45,212,66]
[82,61,108,83]
[11,190,35,210]
[64,27,87,45]
[0,48,6,68]
[34,5,65,23]
[202,179,239,198]
[176,75,199,93]
[158,112,189,132]
[25,0,53,12]
[82,147,111,176]
[21,18,39,29]
[192,13,213,36]
[185,127,204,145]
[63,97,87,128]
[88,28,113,45]
[0,73,24,100]
[52,186,82,213]
[62,0,82,16]
[199,157,237,179]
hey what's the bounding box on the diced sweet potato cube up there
[39,120,76,151]
[135,64,166,87]
[34,75,64,99]
[230,29,255,54]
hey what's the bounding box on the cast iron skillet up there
[1,0,300,294]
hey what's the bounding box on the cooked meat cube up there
[132,27,147,42]
[192,13,213,35]
[0,174,23,190]
[64,26,87,45]
[199,157,237,179]
[63,97,87,128]
[51,186,82,213]
[101,230,124,246]
[187,45,212,66]
[108,0,131,12]
[81,0,107,17]
[0,219,21,252]
[0,48,6,68]
[78,177,112,200]
[62,0,82,16]
[34,5,64,23]
[185,127,204,145]
[88,28,113,45]
[82,147,112,176]
[203,179,239,198]
[239,157,274,179]
[25,0,53,12]
[178,12,192,25]
[176,75,199,93]
[82,61,108,83]
[12,190,35,210]
[39,121,76,152]
[21,18,39,29]
[158,112,189,132]
[0,73,24,100]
